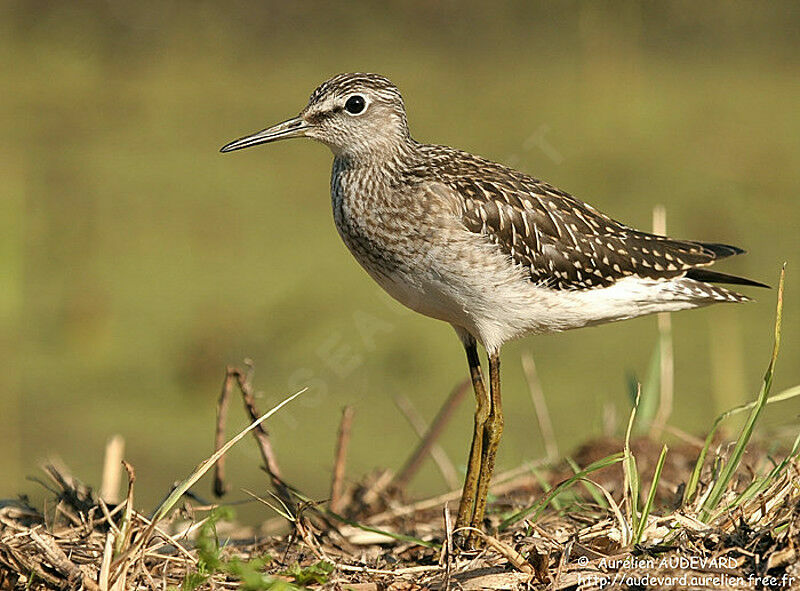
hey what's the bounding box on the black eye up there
[344,95,366,115]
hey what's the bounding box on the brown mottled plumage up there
[407,145,753,292]
[221,72,764,544]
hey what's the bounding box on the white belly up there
[347,228,707,354]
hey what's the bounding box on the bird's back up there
[403,142,763,298]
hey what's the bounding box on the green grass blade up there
[712,428,800,520]
[764,430,800,481]
[623,385,641,533]
[242,489,296,522]
[683,383,800,505]
[699,267,785,521]
[634,444,668,544]
[498,453,624,530]
[624,453,640,534]
[566,457,608,508]
[153,389,306,522]
[529,465,562,511]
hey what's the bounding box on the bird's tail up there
[685,268,770,289]
[674,268,768,304]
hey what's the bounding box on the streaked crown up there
[301,73,411,158]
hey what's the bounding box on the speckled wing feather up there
[417,145,751,291]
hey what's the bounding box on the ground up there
[2,433,799,591]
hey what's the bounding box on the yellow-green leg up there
[455,339,489,536]
[470,351,504,532]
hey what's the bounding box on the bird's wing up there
[453,176,742,291]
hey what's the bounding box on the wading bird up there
[221,73,764,542]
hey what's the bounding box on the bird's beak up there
[220,116,311,153]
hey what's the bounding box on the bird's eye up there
[344,95,367,115]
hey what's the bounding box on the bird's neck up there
[333,135,420,174]
[331,138,422,220]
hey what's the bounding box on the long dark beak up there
[220,116,310,153]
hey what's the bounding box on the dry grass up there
[1,270,797,590]
[2,435,800,591]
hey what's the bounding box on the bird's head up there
[221,73,411,160]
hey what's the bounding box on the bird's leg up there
[455,340,490,536]
[471,351,504,532]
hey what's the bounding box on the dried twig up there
[213,369,236,497]
[464,528,535,575]
[212,365,296,515]
[115,461,136,556]
[440,504,453,590]
[29,530,102,591]
[108,461,137,589]
[98,532,113,590]
[522,352,558,462]
[393,394,460,490]
[650,204,674,438]
[393,379,469,490]
[330,406,355,514]
[100,435,125,504]
[233,370,290,491]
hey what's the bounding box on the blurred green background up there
[1,1,798,522]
